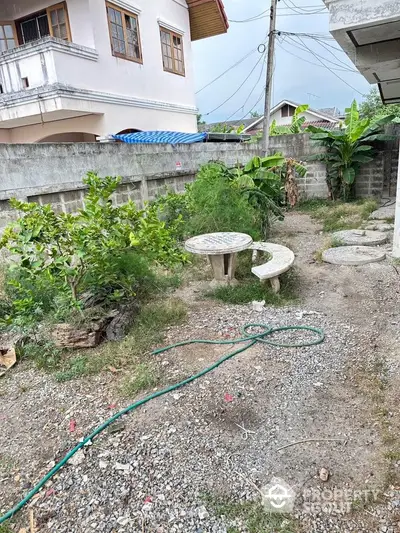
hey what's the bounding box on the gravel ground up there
[1,212,400,533]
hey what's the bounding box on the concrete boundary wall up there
[0,133,396,228]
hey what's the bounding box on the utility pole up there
[261,0,278,156]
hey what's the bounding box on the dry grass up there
[298,199,378,232]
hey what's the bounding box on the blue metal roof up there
[113,131,208,144]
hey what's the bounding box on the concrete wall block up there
[0,138,390,207]
[39,192,63,204]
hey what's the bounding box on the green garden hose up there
[0,323,324,525]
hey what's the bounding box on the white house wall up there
[0,102,197,143]
[270,109,322,126]
[0,0,198,140]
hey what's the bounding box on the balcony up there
[324,0,400,103]
[0,36,99,127]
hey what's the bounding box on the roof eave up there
[187,0,229,41]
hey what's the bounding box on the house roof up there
[187,0,229,41]
[318,107,341,118]
[200,117,257,132]
[242,100,341,133]
[301,120,340,130]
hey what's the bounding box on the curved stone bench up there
[250,242,295,293]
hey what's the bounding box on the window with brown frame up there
[16,2,71,45]
[0,23,17,52]
[106,2,142,62]
[160,27,185,76]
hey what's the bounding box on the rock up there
[116,517,130,526]
[114,462,132,472]
[107,421,126,434]
[369,205,395,221]
[365,223,394,232]
[51,318,110,349]
[252,300,266,312]
[106,304,139,341]
[198,506,209,520]
[99,460,108,469]
[67,449,85,466]
[319,467,330,482]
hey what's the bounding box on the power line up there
[224,58,266,122]
[312,37,356,69]
[296,35,366,96]
[277,4,326,8]
[196,46,259,94]
[228,9,269,23]
[281,0,326,15]
[284,35,357,72]
[311,36,349,54]
[203,50,267,116]
[279,31,337,40]
[276,40,359,73]
[229,6,326,23]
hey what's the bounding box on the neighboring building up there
[243,100,342,135]
[322,0,400,256]
[203,100,341,135]
[0,0,228,143]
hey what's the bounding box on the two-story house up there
[0,0,228,143]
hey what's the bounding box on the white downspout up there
[393,142,400,257]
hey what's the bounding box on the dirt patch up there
[1,212,400,533]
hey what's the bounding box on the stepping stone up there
[332,229,387,246]
[323,246,386,266]
[364,223,394,232]
[369,206,395,221]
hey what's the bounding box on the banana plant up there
[232,153,307,235]
[270,104,311,136]
[309,100,396,199]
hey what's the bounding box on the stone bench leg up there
[270,276,280,293]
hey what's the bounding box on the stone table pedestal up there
[185,232,253,286]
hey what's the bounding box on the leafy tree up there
[359,88,400,120]
[309,100,395,199]
[209,123,245,134]
[0,173,187,321]
[197,114,206,126]
[250,111,262,118]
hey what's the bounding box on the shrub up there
[186,162,263,240]
[310,100,396,200]
[0,172,187,325]
[151,188,191,241]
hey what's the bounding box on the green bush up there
[0,172,188,326]
[186,162,262,240]
[151,189,191,240]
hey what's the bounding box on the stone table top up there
[185,232,253,255]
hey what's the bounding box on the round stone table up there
[185,232,253,286]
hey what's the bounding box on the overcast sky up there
[192,0,371,123]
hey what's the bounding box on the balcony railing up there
[0,36,98,94]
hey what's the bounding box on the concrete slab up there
[363,223,394,232]
[322,246,386,266]
[369,206,395,221]
[332,229,387,246]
